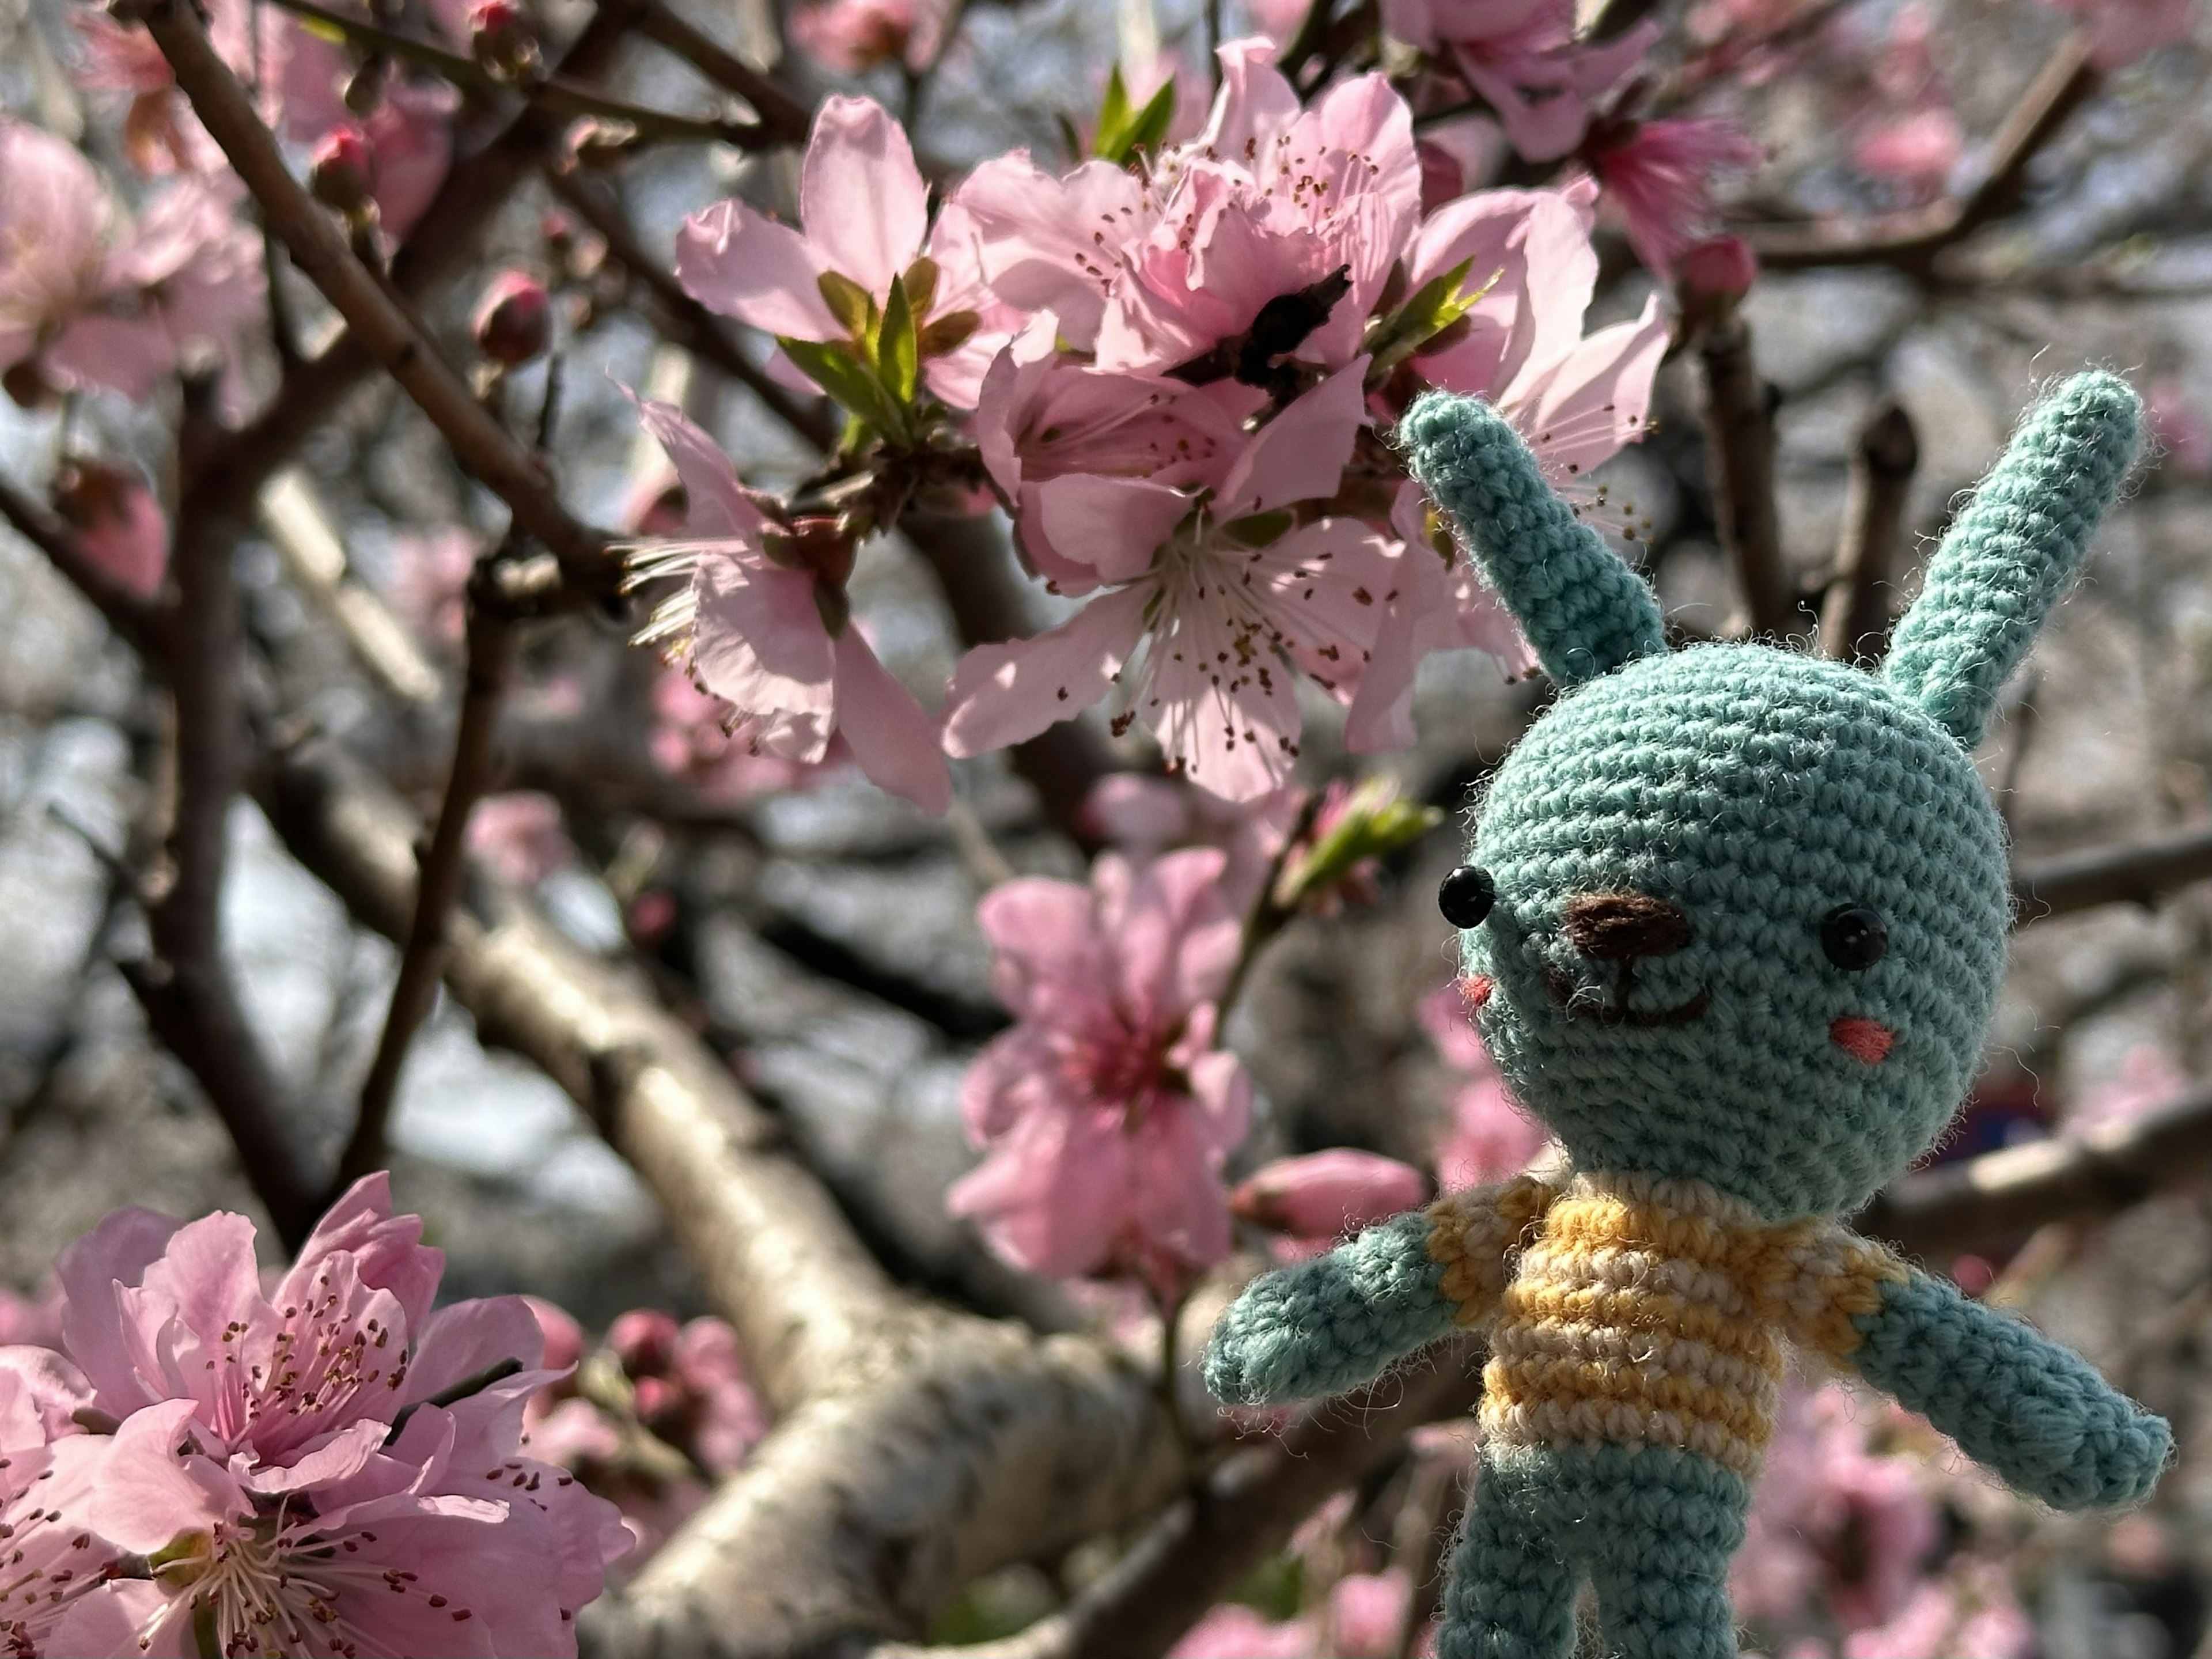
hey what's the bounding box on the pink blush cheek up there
[1460,974,1494,1012]
[1831,1016,1894,1064]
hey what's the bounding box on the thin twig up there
[1751,35,2100,272]
[1696,300,1794,641]
[134,0,617,601]
[2013,823,2212,919]
[631,0,815,143]
[336,558,518,1194]
[1819,399,1918,664]
[260,0,770,147]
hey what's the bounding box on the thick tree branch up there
[1861,1086,2212,1260]
[2013,823,2212,918]
[1751,36,2099,272]
[1819,400,1919,665]
[1697,303,1794,640]
[136,0,617,599]
[875,1354,1485,1659]
[255,738,1188,1654]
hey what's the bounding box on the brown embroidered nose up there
[1562,891,1691,961]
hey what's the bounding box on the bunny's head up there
[1406,373,2140,1219]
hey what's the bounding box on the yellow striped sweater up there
[1425,1171,1909,1478]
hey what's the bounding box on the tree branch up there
[1697,302,1794,641]
[874,1354,1485,1659]
[335,563,517,1193]
[135,0,617,600]
[255,737,1189,1654]
[2013,823,2212,919]
[259,0,770,148]
[1751,35,2099,272]
[1818,400,1918,665]
[1860,1085,2212,1260]
[0,480,165,656]
[632,0,815,145]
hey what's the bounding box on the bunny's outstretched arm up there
[1843,1266,2170,1509]
[1205,1175,1555,1406]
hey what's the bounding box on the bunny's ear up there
[1884,371,2141,747]
[1397,391,1665,687]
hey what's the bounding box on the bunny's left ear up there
[1884,371,2141,747]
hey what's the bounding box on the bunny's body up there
[1203,373,2172,1658]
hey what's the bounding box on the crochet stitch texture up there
[1203,371,2172,1659]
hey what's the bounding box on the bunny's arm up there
[1203,1175,1555,1406]
[1838,1262,2170,1509]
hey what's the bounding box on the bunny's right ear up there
[1884,372,2141,748]
[1397,391,1666,687]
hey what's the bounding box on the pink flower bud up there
[471,269,552,364]
[1677,234,1758,301]
[523,1295,586,1376]
[1229,1150,1427,1240]
[607,1308,681,1380]
[308,123,376,214]
[469,0,539,75]
[55,461,168,599]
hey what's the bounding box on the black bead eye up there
[1820,906,1888,971]
[1440,865,1496,930]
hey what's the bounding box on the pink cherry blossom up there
[2039,0,2195,70]
[1077,774,1298,911]
[957,39,1421,383]
[1326,1569,1412,1658]
[1385,0,1657,162]
[467,792,574,886]
[789,0,944,73]
[1854,105,1962,193]
[0,1353,118,1656]
[1230,1149,1428,1240]
[1169,1603,1315,1658]
[626,395,952,811]
[947,848,1251,1293]
[54,461,169,599]
[2149,380,2212,478]
[1419,982,1547,1187]
[1585,115,1760,279]
[69,0,279,175]
[43,1177,628,1656]
[650,670,833,800]
[944,362,1400,801]
[676,96,1012,408]
[0,122,263,409]
[1839,1558,2033,1659]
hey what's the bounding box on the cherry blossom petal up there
[1038,475,1192,582]
[1215,360,1369,518]
[630,395,771,544]
[948,1102,1136,1279]
[56,1206,180,1415]
[942,583,1152,757]
[828,627,950,812]
[689,556,838,732]
[404,1296,550,1404]
[1109,847,1237,1025]
[285,1171,444,1339]
[1504,291,1668,484]
[800,96,929,297]
[88,1400,244,1553]
[953,154,1151,350]
[675,199,839,340]
[1198,36,1302,159]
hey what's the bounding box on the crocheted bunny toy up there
[1203,372,2171,1659]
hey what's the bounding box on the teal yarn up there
[1200,372,2169,1659]
[1201,1211,1456,1404]
[1884,370,2141,746]
[1447,1446,1752,1659]
[1397,392,1666,685]
[1468,643,2008,1219]
[1853,1269,2171,1509]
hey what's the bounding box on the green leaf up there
[876,273,920,407]
[1092,63,1175,166]
[902,256,941,320]
[816,271,875,340]
[917,308,982,359]
[778,335,908,442]
[1094,62,1133,157]
[1362,257,1501,384]
[1272,777,1445,910]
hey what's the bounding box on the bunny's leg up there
[1582,1447,1748,1659]
[1434,1455,1577,1659]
